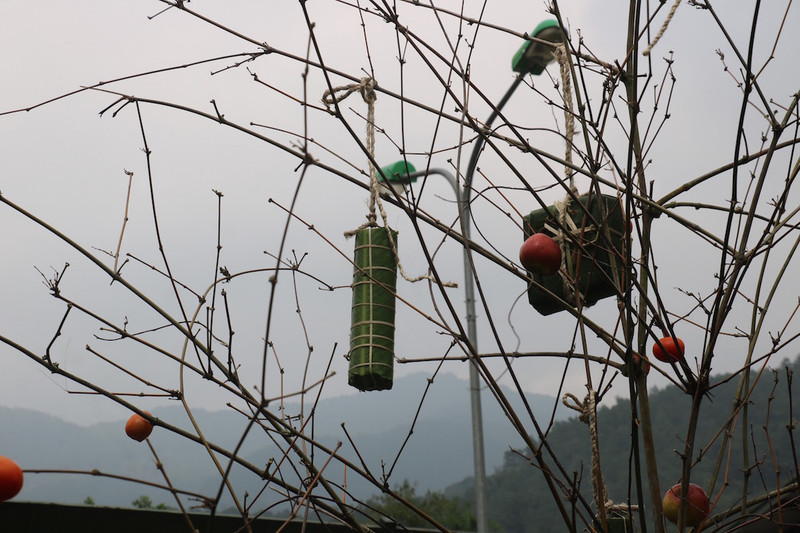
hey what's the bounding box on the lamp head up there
[379,161,417,184]
[511,20,565,75]
[378,160,417,196]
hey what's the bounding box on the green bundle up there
[348,227,398,391]
[604,508,636,533]
[523,193,626,315]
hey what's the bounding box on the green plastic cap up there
[512,19,564,75]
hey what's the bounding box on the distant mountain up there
[0,372,564,509]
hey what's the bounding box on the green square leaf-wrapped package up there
[348,227,398,391]
[522,193,626,315]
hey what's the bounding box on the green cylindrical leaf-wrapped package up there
[348,227,398,391]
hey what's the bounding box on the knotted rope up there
[563,390,609,527]
[324,78,454,287]
[642,0,682,57]
[324,78,381,232]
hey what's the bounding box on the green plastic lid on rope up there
[511,19,564,75]
[348,226,399,391]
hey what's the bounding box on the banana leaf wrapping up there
[348,227,398,391]
[523,193,626,315]
[605,508,636,533]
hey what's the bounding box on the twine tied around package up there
[546,196,584,302]
[324,78,454,287]
[563,390,609,527]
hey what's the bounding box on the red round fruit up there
[633,353,651,375]
[125,412,154,442]
[520,233,562,276]
[662,482,710,526]
[652,336,685,363]
[0,456,24,502]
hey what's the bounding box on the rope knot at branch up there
[322,77,377,110]
[562,391,595,424]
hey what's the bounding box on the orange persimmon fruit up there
[652,336,685,363]
[0,456,24,502]
[125,412,154,442]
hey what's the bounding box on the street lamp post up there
[379,20,565,533]
[380,162,490,531]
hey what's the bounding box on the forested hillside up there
[455,356,800,533]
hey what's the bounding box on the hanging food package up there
[348,226,398,391]
[522,192,627,315]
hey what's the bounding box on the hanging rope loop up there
[327,78,455,287]
[325,78,380,235]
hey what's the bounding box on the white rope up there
[554,44,577,293]
[642,0,682,57]
[554,44,575,188]
[551,45,589,305]
[325,78,380,230]
[325,78,454,287]
[563,390,609,526]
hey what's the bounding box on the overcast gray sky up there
[2,0,799,429]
